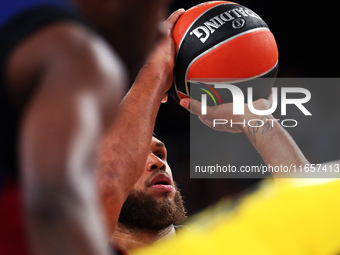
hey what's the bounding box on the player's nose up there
[146,154,166,172]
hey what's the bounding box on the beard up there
[118,183,187,230]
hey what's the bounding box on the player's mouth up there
[148,173,174,192]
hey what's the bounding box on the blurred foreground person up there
[0,0,173,254]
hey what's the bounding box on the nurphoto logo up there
[198,84,312,128]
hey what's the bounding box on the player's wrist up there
[240,99,274,132]
[142,61,174,97]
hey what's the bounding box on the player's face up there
[132,137,176,200]
[118,136,186,229]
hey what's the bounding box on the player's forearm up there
[243,115,308,165]
[242,100,309,170]
[102,63,166,179]
[98,63,168,230]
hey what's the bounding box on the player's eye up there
[156,152,165,160]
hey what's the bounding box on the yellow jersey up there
[132,178,340,255]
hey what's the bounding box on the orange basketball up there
[170,1,278,103]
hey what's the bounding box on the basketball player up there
[0,1,178,254]
[96,7,186,242]
[129,97,340,254]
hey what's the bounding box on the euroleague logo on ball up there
[189,7,260,43]
[232,18,245,29]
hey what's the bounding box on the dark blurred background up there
[155,0,340,216]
